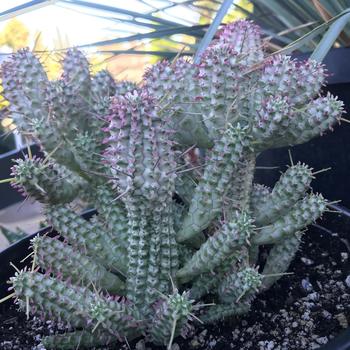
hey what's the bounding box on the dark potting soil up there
[0,213,349,350]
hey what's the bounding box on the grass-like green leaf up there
[194,0,233,63]
[311,10,350,62]
[274,9,350,56]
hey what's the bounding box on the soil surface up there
[0,213,349,350]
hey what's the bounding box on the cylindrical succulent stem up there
[11,157,85,204]
[92,185,129,255]
[45,205,127,273]
[225,152,256,212]
[253,193,327,245]
[177,123,251,244]
[261,231,303,290]
[177,211,254,283]
[253,163,313,226]
[201,301,251,324]
[32,235,125,294]
[42,330,117,350]
[11,271,141,338]
[189,246,248,299]
[218,267,262,304]
[149,290,193,346]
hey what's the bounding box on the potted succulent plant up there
[0,20,349,350]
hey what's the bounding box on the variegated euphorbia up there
[2,20,343,349]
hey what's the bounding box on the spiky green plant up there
[1,20,343,349]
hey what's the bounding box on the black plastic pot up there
[0,144,42,210]
[0,131,16,155]
[0,208,349,349]
[256,48,350,207]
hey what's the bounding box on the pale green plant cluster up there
[1,20,343,349]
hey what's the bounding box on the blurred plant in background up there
[249,0,350,51]
[32,35,107,80]
[0,18,29,51]
[50,0,254,81]
[198,0,253,23]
